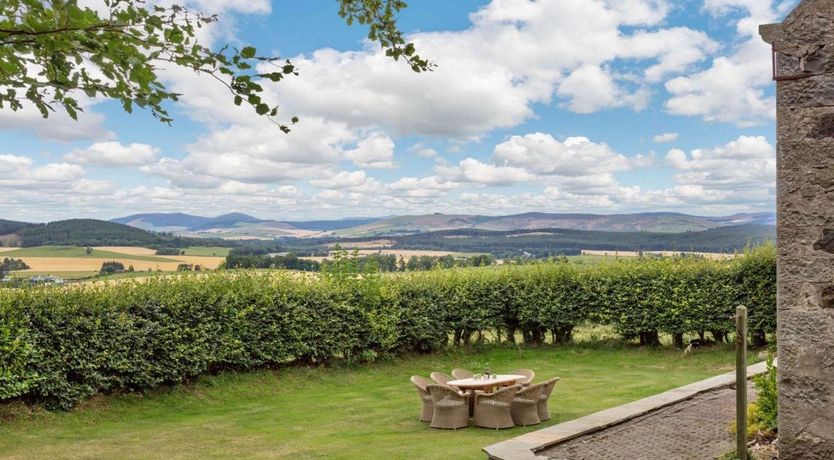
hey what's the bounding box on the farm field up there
[2,246,225,275]
[0,344,743,460]
[183,246,231,256]
[302,248,485,262]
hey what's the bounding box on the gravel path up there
[540,383,755,460]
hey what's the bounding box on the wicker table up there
[448,375,525,416]
[447,375,524,392]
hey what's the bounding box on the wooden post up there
[736,306,748,460]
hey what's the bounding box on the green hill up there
[12,219,233,248]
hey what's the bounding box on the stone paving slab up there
[541,382,755,460]
[483,362,767,460]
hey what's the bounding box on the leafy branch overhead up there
[0,0,430,132]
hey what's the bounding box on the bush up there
[748,355,778,439]
[0,244,776,409]
[155,248,184,256]
[99,261,125,274]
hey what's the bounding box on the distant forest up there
[383,224,776,257]
[278,224,776,258]
[3,219,235,248]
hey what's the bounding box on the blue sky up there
[1,0,795,222]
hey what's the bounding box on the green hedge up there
[0,244,775,409]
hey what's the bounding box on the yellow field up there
[93,246,158,256]
[0,247,17,253]
[17,255,225,273]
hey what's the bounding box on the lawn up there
[0,344,740,460]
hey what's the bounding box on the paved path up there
[540,383,755,460]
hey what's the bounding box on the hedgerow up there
[0,243,775,409]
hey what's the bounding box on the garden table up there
[447,375,526,416]
[447,374,525,393]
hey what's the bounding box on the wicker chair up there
[474,384,519,429]
[537,377,561,421]
[511,383,544,426]
[451,368,474,380]
[410,375,434,422]
[427,384,470,429]
[510,368,535,385]
[430,371,454,385]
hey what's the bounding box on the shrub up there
[99,261,125,274]
[748,355,778,439]
[0,245,776,409]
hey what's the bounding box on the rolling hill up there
[111,211,776,239]
[330,211,777,237]
[113,212,318,238]
[0,219,233,248]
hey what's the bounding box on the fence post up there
[736,305,748,460]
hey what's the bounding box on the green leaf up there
[240,47,256,59]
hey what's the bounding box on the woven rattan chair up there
[511,383,544,426]
[511,368,535,385]
[427,384,469,429]
[474,384,519,429]
[451,368,474,380]
[410,375,434,422]
[537,377,560,421]
[430,371,454,385]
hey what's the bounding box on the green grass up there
[183,246,231,257]
[0,344,740,460]
[2,246,174,262]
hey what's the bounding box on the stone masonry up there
[761,1,834,458]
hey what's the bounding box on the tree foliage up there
[0,0,429,131]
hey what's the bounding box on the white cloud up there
[310,171,370,190]
[64,142,159,166]
[666,135,775,193]
[436,158,536,186]
[493,133,638,176]
[409,144,439,159]
[664,1,788,126]
[0,106,113,142]
[557,65,650,114]
[0,154,33,176]
[653,132,679,143]
[345,133,396,169]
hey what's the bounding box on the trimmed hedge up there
[0,244,775,409]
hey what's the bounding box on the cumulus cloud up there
[310,171,371,190]
[344,133,396,169]
[64,142,159,166]
[664,1,791,126]
[653,132,679,143]
[436,158,536,186]
[666,135,775,192]
[493,134,639,176]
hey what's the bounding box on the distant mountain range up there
[111,211,776,239]
[0,212,776,254]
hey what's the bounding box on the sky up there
[1,0,795,222]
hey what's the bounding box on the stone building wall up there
[761,1,834,458]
